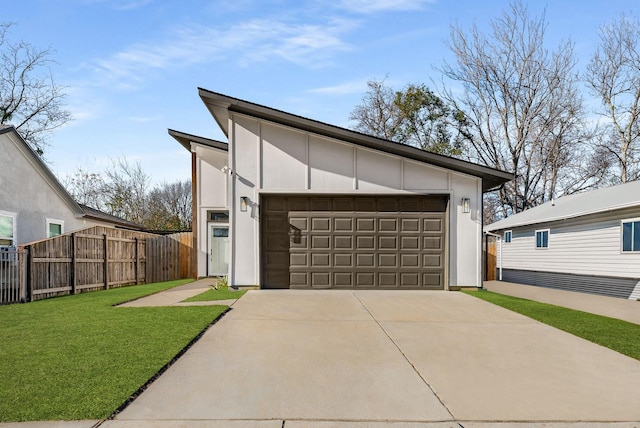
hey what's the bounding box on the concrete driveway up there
[104,290,640,427]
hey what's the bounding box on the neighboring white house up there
[0,125,143,248]
[171,89,512,290]
[485,181,640,299]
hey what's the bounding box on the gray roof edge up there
[78,204,145,230]
[485,200,640,232]
[2,126,84,215]
[197,88,513,191]
[168,128,228,152]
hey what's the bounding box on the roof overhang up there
[168,128,228,152]
[198,88,513,192]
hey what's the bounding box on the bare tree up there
[350,79,471,156]
[0,23,72,155]
[103,159,150,225]
[585,14,640,183]
[63,167,106,210]
[62,163,192,230]
[350,78,402,141]
[145,181,192,231]
[440,2,602,217]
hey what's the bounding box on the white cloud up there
[308,79,370,95]
[79,17,356,90]
[335,0,434,14]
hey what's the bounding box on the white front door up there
[208,224,229,276]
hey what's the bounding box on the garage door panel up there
[356,253,375,267]
[290,253,308,267]
[333,272,353,287]
[311,235,330,249]
[334,217,353,231]
[400,272,420,287]
[401,218,420,232]
[378,254,398,268]
[311,272,331,288]
[334,235,353,249]
[378,218,398,232]
[356,272,375,287]
[378,236,398,250]
[378,272,398,286]
[311,253,330,267]
[423,236,442,250]
[311,217,331,231]
[423,273,443,288]
[401,236,420,250]
[356,218,375,232]
[334,253,353,267]
[401,254,420,267]
[423,218,443,232]
[423,254,442,268]
[262,195,447,289]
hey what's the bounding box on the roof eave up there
[198,88,513,192]
[168,128,228,152]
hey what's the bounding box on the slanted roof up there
[485,180,640,231]
[197,88,513,192]
[79,204,145,231]
[1,126,146,231]
[168,129,228,152]
[0,125,84,216]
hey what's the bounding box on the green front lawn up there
[463,290,640,361]
[0,280,228,422]
[183,284,247,302]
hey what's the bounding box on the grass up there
[463,289,640,361]
[0,279,228,422]
[183,284,247,302]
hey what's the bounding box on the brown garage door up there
[261,195,448,290]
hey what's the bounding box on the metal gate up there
[0,247,25,304]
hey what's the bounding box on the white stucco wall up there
[213,113,484,288]
[194,146,229,278]
[0,132,102,245]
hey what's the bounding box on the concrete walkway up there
[117,278,239,307]
[484,280,640,325]
[102,290,640,427]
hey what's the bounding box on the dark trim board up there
[499,268,638,299]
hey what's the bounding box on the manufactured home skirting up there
[499,268,638,299]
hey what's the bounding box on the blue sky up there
[4,0,639,184]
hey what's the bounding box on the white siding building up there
[172,89,512,290]
[486,181,640,299]
[0,126,143,248]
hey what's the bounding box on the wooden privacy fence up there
[483,235,497,281]
[19,226,193,302]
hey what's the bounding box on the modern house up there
[0,125,143,248]
[171,89,513,289]
[485,181,640,299]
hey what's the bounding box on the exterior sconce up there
[240,196,249,212]
[462,197,470,214]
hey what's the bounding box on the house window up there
[622,219,640,252]
[0,211,16,247]
[504,230,512,243]
[46,218,64,238]
[535,229,549,248]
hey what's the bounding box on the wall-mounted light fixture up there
[240,196,249,212]
[462,197,470,214]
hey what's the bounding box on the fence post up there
[103,234,109,290]
[71,233,77,294]
[134,237,139,285]
[26,245,33,302]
